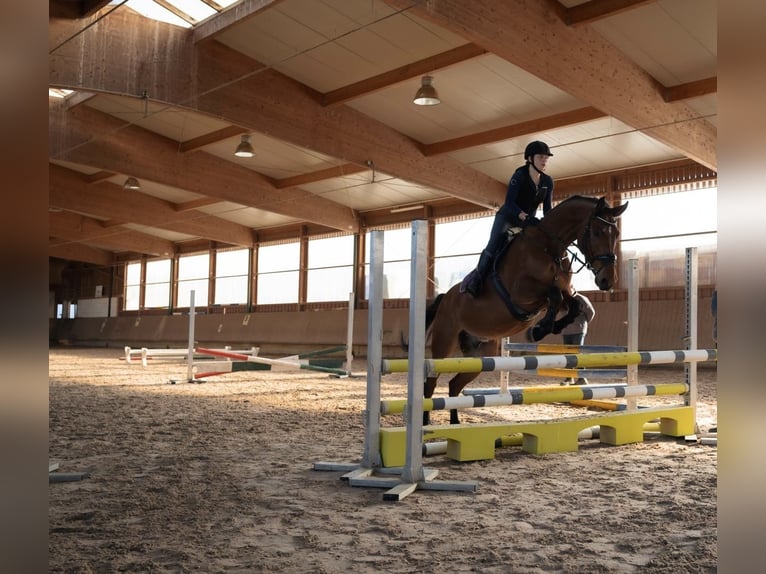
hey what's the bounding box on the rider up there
[464,140,555,297]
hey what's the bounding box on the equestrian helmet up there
[524,140,553,160]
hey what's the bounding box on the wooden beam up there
[174,197,224,212]
[49,0,112,19]
[50,211,176,256]
[50,17,507,209]
[49,241,114,266]
[273,164,368,189]
[387,0,716,171]
[83,170,116,184]
[663,77,717,103]
[193,0,285,43]
[49,103,361,232]
[189,42,507,208]
[561,0,657,27]
[178,125,246,153]
[322,43,488,106]
[50,163,256,248]
[422,107,606,156]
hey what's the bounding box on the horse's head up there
[578,197,629,290]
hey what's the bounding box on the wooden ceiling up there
[48,0,717,266]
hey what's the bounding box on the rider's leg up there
[465,215,511,297]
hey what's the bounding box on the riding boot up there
[465,250,494,297]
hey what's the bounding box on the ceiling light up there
[123,177,141,190]
[234,134,255,158]
[413,75,440,106]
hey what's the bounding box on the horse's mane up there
[552,194,598,210]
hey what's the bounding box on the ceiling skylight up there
[113,0,241,28]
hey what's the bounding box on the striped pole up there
[192,360,271,379]
[462,368,627,395]
[195,347,350,376]
[503,343,627,354]
[382,349,716,375]
[381,382,689,415]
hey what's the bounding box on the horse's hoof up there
[526,326,544,342]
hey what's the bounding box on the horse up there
[422,195,628,425]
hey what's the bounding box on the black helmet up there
[524,140,553,160]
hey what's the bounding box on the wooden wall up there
[50,293,716,358]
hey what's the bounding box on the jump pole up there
[382,220,477,500]
[381,349,716,375]
[380,381,691,415]
[312,230,392,479]
[193,346,350,376]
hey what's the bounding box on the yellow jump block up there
[379,405,695,467]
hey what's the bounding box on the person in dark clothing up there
[560,287,595,385]
[464,140,555,297]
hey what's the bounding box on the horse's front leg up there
[552,291,580,334]
[526,286,564,342]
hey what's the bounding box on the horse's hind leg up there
[447,372,480,424]
[423,376,438,426]
[447,338,496,424]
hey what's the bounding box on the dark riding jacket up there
[498,164,554,227]
[481,163,554,255]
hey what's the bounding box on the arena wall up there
[50,293,716,359]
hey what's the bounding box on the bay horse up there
[423,195,628,425]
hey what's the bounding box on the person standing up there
[464,140,555,297]
[560,288,595,385]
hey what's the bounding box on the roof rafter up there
[558,0,658,27]
[50,10,509,208]
[50,211,176,256]
[385,0,716,171]
[50,163,256,248]
[422,107,607,156]
[321,43,487,106]
[48,101,361,232]
[663,77,717,103]
[49,241,114,266]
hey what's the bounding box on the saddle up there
[459,226,523,295]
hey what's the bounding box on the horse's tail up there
[400,293,445,352]
[425,293,445,332]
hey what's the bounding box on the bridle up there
[571,212,619,275]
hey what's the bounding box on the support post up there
[685,247,698,420]
[186,290,196,383]
[345,290,355,376]
[626,259,639,410]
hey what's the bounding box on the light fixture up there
[413,75,440,106]
[234,134,255,158]
[123,177,141,190]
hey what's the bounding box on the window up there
[215,249,249,305]
[433,217,493,294]
[177,253,209,307]
[618,187,717,288]
[257,242,299,304]
[144,259,171,308]
[307,236,355,302]
[364,228,413,299]
[124,261,142,311]
[620,188,717,254]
